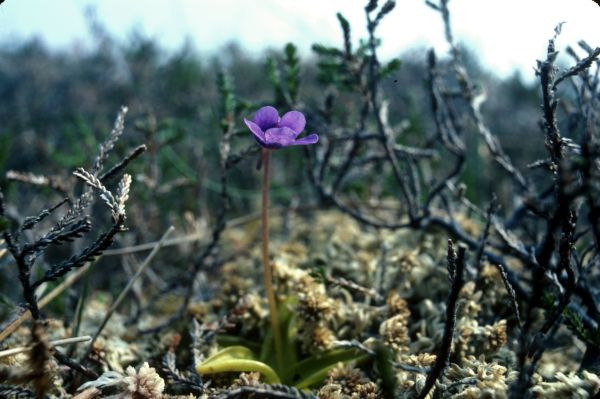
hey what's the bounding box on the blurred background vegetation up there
[0,12,550,315]
[0,23,544,200]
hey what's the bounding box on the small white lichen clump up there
[121,362,165,399]
[531,371,600,398]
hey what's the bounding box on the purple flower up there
[244,106,319,149]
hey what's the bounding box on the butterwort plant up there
[245,106,318,369]
[196,108,368,386]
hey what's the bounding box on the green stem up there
[261,148,284,371]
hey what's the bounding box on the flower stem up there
[261,148,283,371]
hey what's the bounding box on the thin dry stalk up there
[89,226,175,347]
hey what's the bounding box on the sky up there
[0,0,599,81]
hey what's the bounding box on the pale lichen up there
[121,362,165,399]
[318,366,379,399]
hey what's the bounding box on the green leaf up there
[280,299,299,383]
[373,342,396,398]
[196,345,281,384]
[380,58,402,79]
[259,296,299,383]
[0,216,10,232]
[293,348,368,388]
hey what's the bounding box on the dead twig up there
[417,241,467,399]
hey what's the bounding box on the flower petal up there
[291,133,319,146]
[264,127,297,148]
[253,106,279,130]
[244,118,267,146]
[279,111,306,135]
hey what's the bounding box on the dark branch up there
[417,241,467,399]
